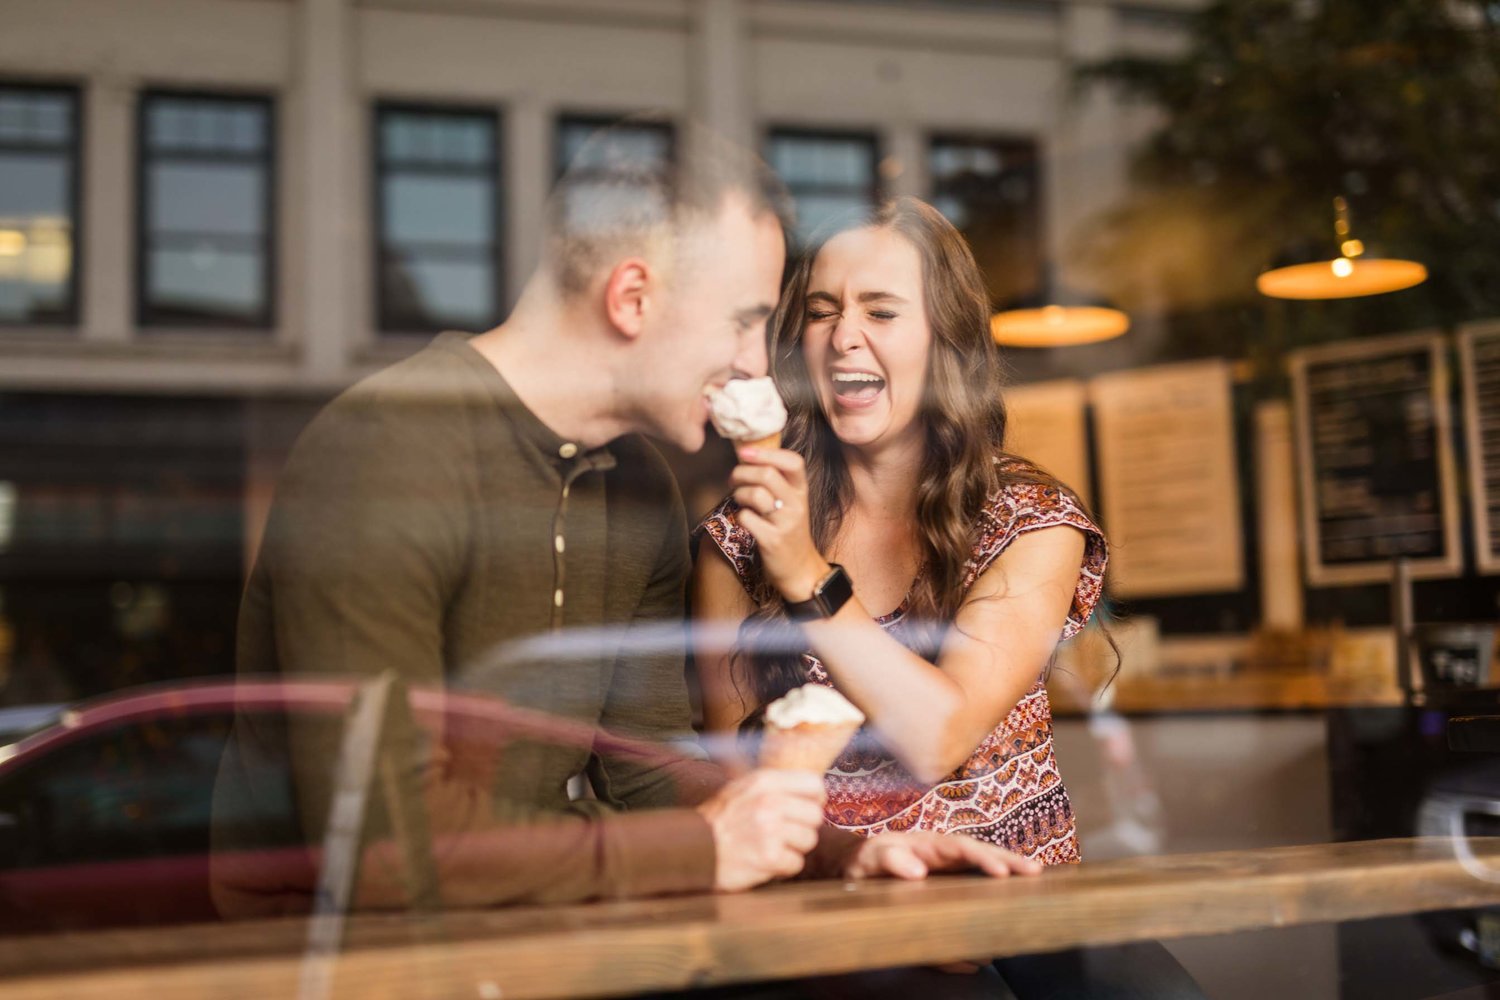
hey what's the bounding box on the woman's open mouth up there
[831,370,886,408]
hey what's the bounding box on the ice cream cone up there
[732,429,784,525]
[740,430,782,452]
[758,685,865,773]
[759,720,859,773]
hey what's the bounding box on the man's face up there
[636,195,786,452]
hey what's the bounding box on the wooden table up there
[3,838,1500,999]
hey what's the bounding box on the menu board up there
[1460,321,1500,575]
[1089,360,1245,598]
[1290,331,1460,586]
[1002,379,1091,503]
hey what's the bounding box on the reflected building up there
[0,0,1174,701]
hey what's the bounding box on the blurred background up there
[2,1,1499,994]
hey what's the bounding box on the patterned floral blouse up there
[697,457,1108,866]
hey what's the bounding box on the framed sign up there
[1290,331,1460,586]
[1459,320,1500,575]
[1003,379,1091,504]
[1089,360,1244,598]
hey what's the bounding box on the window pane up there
[148,163,265,238]
[929,137,1042,309]
[146,98,266,156]
[381,255,495,332]
[766,131,879,248]
[0,91,72,147]
[0,88,77,324]
[146,246,265,322]
[381,174,493,247]
[0,151,69,217]
[376,105,501,333]
[793,194,877,245]
[558,120,673,175]
[767,134,875,187]
[380,111,493,168]
[140,94,273,327]
[0,711,301,869]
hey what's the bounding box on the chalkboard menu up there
[1460,321,1500,575]
[1291,332,1460,586]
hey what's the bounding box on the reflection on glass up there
[556,116,673,176]
[376,105,500,334]
[139,94,274,328]
[0,86,78,325]
[929,135,1043,309]
[765,130,879,247]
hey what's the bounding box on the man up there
[214,123,1036,916]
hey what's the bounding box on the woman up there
[693,195,1206,999]
[692,195,1107,865]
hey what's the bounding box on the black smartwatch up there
[783,563,854,622]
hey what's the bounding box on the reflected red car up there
[0,678,694,934]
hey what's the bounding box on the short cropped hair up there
[544,116,793,297]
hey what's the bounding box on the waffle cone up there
[731,430,784,525]
[759,721,858,773]
[740,430,782,451]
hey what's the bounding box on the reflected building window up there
[555,114,674,179]
[138,92,275,328]
[375,104,502,335]
[0,84,80,326]
[765,128,880,249]
[928,134,1043,309]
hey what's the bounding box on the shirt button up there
[559,442,578,459]
[553,589,564,608]
[554,535,565,554]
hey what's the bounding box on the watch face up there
[785,564,853,622]
[817,564,854,617]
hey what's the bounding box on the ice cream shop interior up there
[3,1,1500,997]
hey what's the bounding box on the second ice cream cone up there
[759,720,859,773]
[759,684,865,773]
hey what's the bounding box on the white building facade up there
[0,0,1191,395]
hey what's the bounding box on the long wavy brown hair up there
[731,197,1110,716]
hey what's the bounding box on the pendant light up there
[1256,196,1427,300]
[989,304,1129,347]
[990,263,1130,348]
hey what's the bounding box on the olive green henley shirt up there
[225,332,721,908]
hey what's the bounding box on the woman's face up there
[800,225,932,454]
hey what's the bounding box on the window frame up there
[762,125,883,249]
[552,112,677,181]
[371,99,505,337]
[134,88,278,331]
[926,130,1046,310]
[0,80,84,328]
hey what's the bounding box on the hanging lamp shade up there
[1257,197,1427,300]
[990,304,1130,347]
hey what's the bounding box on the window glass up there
[0,86,79,325]
[765,129,880,248]
[375,105,501,334]
[139,93,275,327]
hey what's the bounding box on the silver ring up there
[773,499,785,511]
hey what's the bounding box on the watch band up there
[783,563,853,622]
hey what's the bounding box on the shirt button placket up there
[553,467,573,630]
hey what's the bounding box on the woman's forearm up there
[799,601,980,782]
